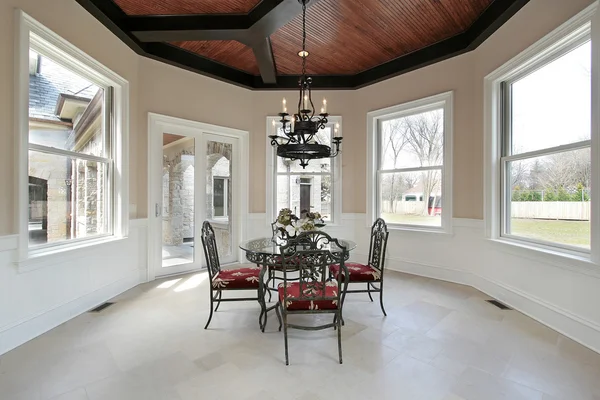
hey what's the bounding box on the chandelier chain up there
[301,0,307,79]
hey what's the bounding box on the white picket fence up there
[511,202,590,220]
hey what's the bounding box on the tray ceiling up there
[76,0,529,89]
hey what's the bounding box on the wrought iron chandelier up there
[268,0,342,169]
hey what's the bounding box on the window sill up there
[387,225,454,236]
[487,237,600,278]
[15,235,127,273]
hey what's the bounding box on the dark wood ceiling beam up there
[465,0,530,48]
[128,14,251,42]
[252,38,277,84]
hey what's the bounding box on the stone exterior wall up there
[163,144,195,246]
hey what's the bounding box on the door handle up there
[155,203,161,217]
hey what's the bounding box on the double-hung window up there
[499,31,592,252]
[368,92,453,232]
[267,116,342,223]
[17,12,129,259]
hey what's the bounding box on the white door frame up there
[147,113,249,281]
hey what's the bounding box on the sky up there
[512,41,591,154]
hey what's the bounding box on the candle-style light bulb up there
[321,107,325,114]
[335,122,341,137]
[282,98,287,113]
[303,94,308,110]
[323,98,327,113]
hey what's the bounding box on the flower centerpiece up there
[274,208,325,238]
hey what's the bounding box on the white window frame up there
[266,115,342,225]
[484,3,600,266]
[14,11,129,263]
[367,92,454,233]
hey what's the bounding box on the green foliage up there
[511,185,590,202]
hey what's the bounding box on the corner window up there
[368,92,453,232]
[501,39,591,251]
[28,50,113,247]
[267,116,342,223]
[17,12,129,258]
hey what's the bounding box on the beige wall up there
[0,0,594,233]
[0,0,140,235]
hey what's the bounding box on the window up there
[213,177,228,218]
[367,92,453,231]
[500,37,591,251]
[267,116,342,223]
[17,12,129,259]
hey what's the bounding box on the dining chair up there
[275,231,349,365]
[329,218,389,315]
[201,221,262,329]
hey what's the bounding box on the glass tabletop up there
[239,237,357,255]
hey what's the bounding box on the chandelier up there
[268,0,342,169]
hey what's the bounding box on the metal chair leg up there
[337,311,343,364]
[283,313,289,365]
[379,282,387,316]
[367,282,374,302]
[214,290,223,311]
[204,289,214,329]
[276,302,282,332]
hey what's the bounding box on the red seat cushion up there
[212,266,261,289]
[329,262,381,282]
[278,281,340,311]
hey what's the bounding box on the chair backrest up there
[271,221,278,238]
[201,221,221,280]
[368,218,389,274]
[280,231,349,310]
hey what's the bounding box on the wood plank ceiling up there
[76,0,530,89]
[113,0,262,15]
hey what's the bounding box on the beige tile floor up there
[2,270,600,400]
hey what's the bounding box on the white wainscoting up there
[0,219,148,355]
[2,215,599,356]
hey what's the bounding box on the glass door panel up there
[162,134,195,269]
[201,135,237,265]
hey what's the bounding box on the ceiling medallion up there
[269,0,342,169]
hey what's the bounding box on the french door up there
[148,114,246,279]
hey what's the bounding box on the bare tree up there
[381,119,410,212]
[403,110,444,215]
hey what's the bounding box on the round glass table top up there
[239,237,357,255]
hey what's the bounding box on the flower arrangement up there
[275,208,325,237]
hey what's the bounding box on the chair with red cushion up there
[275,231,349,365]
[329,218,389,315]
[201,221,262,329]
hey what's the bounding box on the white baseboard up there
[0,269,143,355]
[386,258,600,354]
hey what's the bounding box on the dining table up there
[239,236,357,331]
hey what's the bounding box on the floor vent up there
[486,299,512,310]
[90,302,114,312]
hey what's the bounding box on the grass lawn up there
[381,213,441,227]
[510,218,590,249]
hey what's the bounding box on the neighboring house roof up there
[29,53,99,123]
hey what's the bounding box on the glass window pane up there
[276,127,332,173]
[380,109,444,169]
[213,178,226,217]
[379,170,442,227]
[28,150,108,246]
[28,50,106,157]
[511,41,591,155]
[275,174,332,221]
[506,148,590,249]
